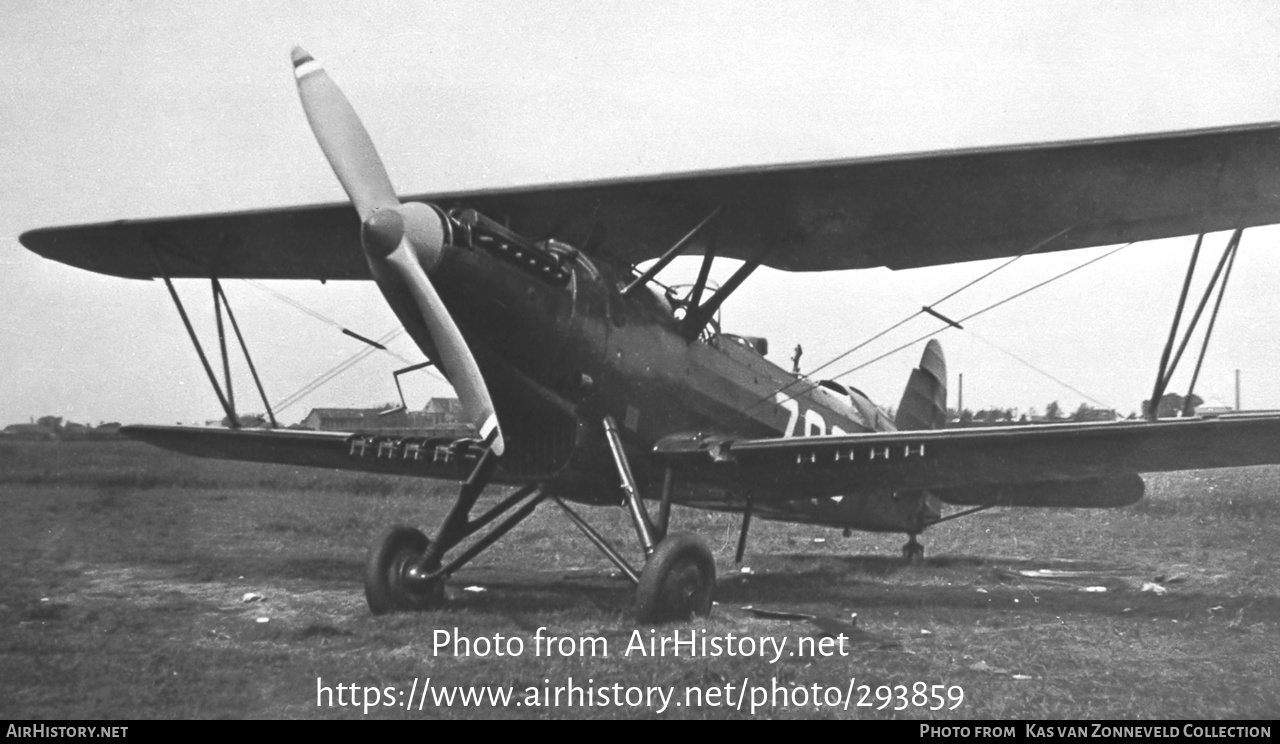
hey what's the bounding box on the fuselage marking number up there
[774,393,847,438]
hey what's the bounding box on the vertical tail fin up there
[895,340,947,431]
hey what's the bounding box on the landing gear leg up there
[364,441,546,615]
[601,417,715,623]
[902,535,925,566]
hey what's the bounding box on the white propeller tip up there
[480,415,505,456]
[291,47,322,79]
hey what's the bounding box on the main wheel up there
[635,532,716,623]
[365,525,445,615]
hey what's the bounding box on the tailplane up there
[895,339,947,431]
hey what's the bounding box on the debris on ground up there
[743,606,810,621]
[738,606,890,648]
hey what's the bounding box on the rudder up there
[895,339,947,431]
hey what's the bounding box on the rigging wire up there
[241,279,441,372]
[961,327,1115,410]
[743,226,1074,415]
[237,279,454,414]
[243,279,345,330]
[831,241,1135,381]
[273,327,404,414]
[926,226,1075,308]
[797,226,1074,385]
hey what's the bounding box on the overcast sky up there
[5,1,1280,427]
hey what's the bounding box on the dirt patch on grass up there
[3,443,1280,718]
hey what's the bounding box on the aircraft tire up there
[635,532,716,623]
[902,538,925,566]
[365,525,445,615]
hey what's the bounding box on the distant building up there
[423,397,467,425]
[301,400,475,437]
[2,424,57,441]
[301,408,380,431]
[85,423,123,440]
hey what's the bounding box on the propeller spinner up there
[291,47,504,455]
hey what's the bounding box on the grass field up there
[1,440,1277,719]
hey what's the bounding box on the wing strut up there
[1145,229,1242,419]
[212,281,235,417]
[213,279,279,429]
[152,248,278,429]
[156,262,236,427]
[1182,239,1241,415]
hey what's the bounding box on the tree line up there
[945,392,1205,426]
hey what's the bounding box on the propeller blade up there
[386,242,504,455]
[291,47,398,220]
[293,47,505,455]
[361,210,505,456]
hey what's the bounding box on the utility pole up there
[1236,369,1241,411]
[957,372,963,416]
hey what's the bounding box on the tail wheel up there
[635,532,716,623]
[902,535,925,566]
[365,525,445,614]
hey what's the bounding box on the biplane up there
[20,48,1280,622]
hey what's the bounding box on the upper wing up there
[654,413,1280,505]
[21,123,1280,279]
[20,203,369,280]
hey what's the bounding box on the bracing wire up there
[798,226,1074,385]
[961,328,1114,410]
[273,327,405,413]
[241,279,442,373]
[743,226,1074,415]
[830,241,1133,381]
[243,279,346,330]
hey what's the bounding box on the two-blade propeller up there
[291,47,504,455]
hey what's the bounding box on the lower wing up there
[654,413,1280,506]
[120,425,518,484]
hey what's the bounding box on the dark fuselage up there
[374,212,934,535]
